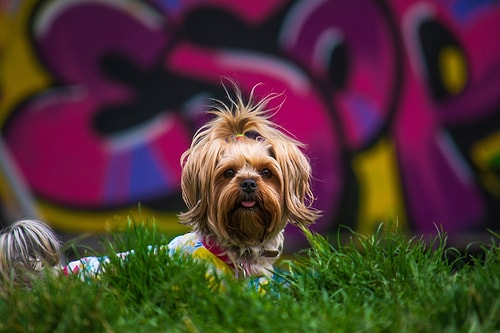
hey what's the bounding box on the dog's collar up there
[261,249,280,257]
[201,239,233,266]
[201,239,280,279]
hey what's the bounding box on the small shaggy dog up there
[0,83,319,283]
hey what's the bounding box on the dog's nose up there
[240,179,257,193]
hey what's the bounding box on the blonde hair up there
[0,219,61,284]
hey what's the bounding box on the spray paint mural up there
[0,0,499,246]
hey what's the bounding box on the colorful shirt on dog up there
[61,232,234,279]
[61,232,275,294]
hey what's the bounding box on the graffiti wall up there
[1,0,499,245]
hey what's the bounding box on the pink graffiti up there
[281,0,500,233]
[5,1,189,206]
[2,0,499,237]
[390,0,500,233]
[280,0,401,151]
[4,0,341,237]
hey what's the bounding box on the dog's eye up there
[261,168,272,178]
[224,169,235,178]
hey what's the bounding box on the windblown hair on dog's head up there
[191,83,284,145]
[0,219,61,284]
[179,82,320,242]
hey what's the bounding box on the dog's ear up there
[178,142,222,230]
[271,138,321,226]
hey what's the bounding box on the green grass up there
[1,220,499,333]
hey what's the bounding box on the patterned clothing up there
[167,232,235,276]
[62,233,236,280]
[61,232,275,292]
[62,248,136,279]
[167,233,273,291]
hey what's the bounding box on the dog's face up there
[212,139,283,246]
[178,85,319,249]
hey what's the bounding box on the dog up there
[0,219,61,284]
[174,84,319,278]
[0,83,319,283]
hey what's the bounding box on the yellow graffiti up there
[0,0,52,125]
[352,137,407,235]
[37,199,187,234]
[471,130,500,199]
[439,45,467,96]
[0,3,13,55]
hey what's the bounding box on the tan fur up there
[179,82,320,276]
[0,219,61,284]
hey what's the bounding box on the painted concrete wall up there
[1,0,499,245]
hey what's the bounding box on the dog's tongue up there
[241,201,256,208]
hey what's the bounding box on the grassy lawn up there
[1,221,499,333]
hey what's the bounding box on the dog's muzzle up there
[240,179,257,194]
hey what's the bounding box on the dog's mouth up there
[241,201,256,208]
